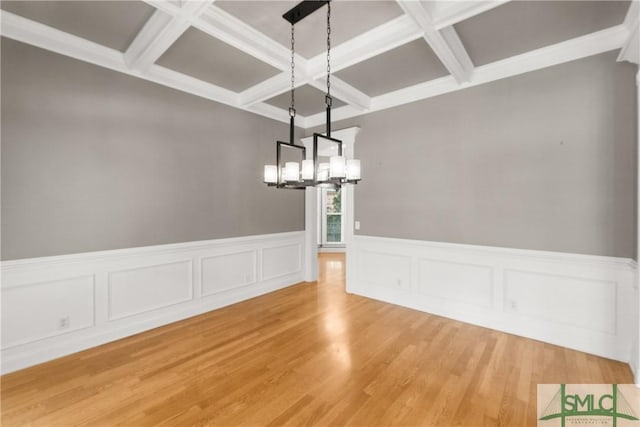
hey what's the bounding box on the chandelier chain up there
[290,24,295,112]
[326,1,331,98]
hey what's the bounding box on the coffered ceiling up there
[1,0,638,129]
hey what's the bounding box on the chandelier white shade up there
[301,159,314,180]
[263,156,359,186]
[263,165,277,184]
[284,162,299,182]
[346,159,361,180]
[329,155,346,178]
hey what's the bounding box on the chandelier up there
[263,0,361,189]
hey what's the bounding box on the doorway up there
[302,127,360,283]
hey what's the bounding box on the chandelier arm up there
[290,116,295,146]
[326,104,331,137]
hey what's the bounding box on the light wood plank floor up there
[1,253,633,426]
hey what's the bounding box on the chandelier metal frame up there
[264,0,361,190]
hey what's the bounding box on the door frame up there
[301,126,360,282]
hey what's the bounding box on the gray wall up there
[1,38,304,260]
[314,52,638,258]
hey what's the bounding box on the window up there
[319,188,344,246]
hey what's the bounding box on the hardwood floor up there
[1,253,633,426]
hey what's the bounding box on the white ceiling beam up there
[308,77,371,111]
[125,1,213,71]
[245,102,296,125]
[3,3,629,130]
[1,10,127,73]
[431,0,512,30]
[303,104,367,130]
[306,14,423,78]
[240,14,422,106]
[141,2,310,109]
[155,3,409,115]
[470,25,628,85]
[124,10,190,71]
[440,26,475,78]
[298,105,362,130]
[617,1,639,64]
[238,15,421,110]
[145,64,238,107]
[193,6,299,72]
[238,72,308,107]
[0,10,292,125]
[239,71,372,113]
[397,0,474,83]
[140,0,183,17]
[239,73,289,107]
[304,25,628,128]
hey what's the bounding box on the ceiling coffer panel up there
[156,27,281,92]
[215,0,404,59]
[264,85,346,117]
[0,0,156,52]
[335,39,450,97]
[455,0,630,66]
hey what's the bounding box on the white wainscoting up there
[347,235,638,364]
[1,231,304,374]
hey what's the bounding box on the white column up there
[339,128,360,294]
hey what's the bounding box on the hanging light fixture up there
[263,0,361,189]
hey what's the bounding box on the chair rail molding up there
[0,231,304,374]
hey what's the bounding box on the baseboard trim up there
[1,231,305,374]
[318,246,346,253]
